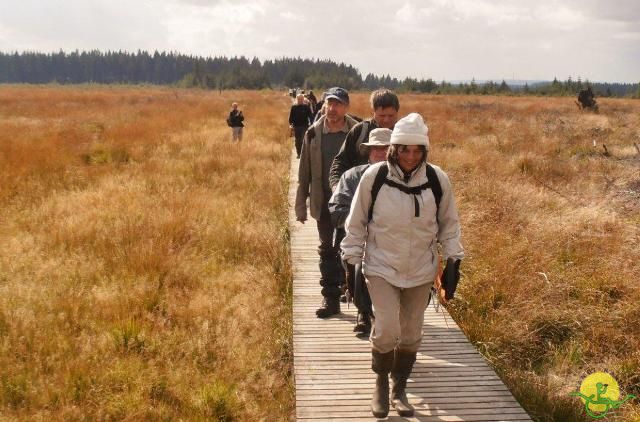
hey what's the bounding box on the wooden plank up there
[297,407,531,417]
[297,417,531,422]
[288,152,531,421]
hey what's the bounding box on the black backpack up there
[368,164,443,223]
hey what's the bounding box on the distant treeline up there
[1,50,639,98]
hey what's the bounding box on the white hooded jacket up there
[341,161,464,289]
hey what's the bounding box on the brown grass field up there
[0,86,639,421]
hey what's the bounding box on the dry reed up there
[0,86,294,420]
[1,87,638,420]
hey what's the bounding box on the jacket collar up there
[322,117,351,134]
[388,161,426,185]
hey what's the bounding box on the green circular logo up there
[571,372,636,419]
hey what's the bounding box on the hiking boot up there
[371,350,393,418]
[391,349,417,417]
[315,297,340,318]
[353,311,371,334]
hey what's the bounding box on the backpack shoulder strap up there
[305,126,315,141]
[307,118,321,143]
[355,120,370,153]
[425,164,443,217]
[368,164,388,223]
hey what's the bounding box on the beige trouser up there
[231,127,243,142]
[366,275,432,354]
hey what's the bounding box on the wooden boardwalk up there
[289,153,531,421]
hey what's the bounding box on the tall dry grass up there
[393,94,640,421]
[0,86,294,420]
[1,87,638,421]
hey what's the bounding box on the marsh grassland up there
[1,87,638,420]
[0,86,294,420]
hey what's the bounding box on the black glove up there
[353,262,372,313]
[441,258,461,301]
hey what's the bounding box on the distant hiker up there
[227,102,244,142]
[328,128,391,335]
[312,92,326,122]
[295,87,359,318]
[314,102,326,123]
[306,90,318,113]
[289,94,314,158]
[341,113,464,418]
[329,89,400,190]
[577,86,598,110]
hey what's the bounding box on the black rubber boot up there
[371,350,394,418]
[315,296,340,318]
[353,311,371,334]
[391,349,417,417]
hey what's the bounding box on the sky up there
[0,0,638,83]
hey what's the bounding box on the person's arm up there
[328,173,354,229]
[435,169,464,262]
[329,124,362,190]
[295,130,312,222]
[435,168,464,300]
[341,167,375,265]
[306,105,313,126]
[288,106,295,126]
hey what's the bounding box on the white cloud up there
[535,5,587,30]
[0,0,638,82]
[279,11,304,21]
[395,3,417,23]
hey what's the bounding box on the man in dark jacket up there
[289,94,314,158]
[227,102,245,142]
[328,128,391,335]
[329,89,399,189]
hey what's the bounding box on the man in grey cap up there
[296,87,359,318]
[329,128,392,334]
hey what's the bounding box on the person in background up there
[341,113,464,418]
[227,102,244,142]
[295,87,359,318]
[312,92,326,123]
[306,90,318,113]
[328,128,391,336]
[289,94,313,158]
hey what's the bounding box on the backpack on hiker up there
[364,163,456,305]
[368,163,443,223]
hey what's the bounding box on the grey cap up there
[324,87,350,104]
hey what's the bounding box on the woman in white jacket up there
[341,113,464,418]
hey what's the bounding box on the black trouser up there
[344,261,373,315]
[317,206,343,299]
[294,126,307,156]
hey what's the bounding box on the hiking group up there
[294,87,464,418]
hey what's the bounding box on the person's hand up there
[297,216,306,224]
[345,256,361,266]
[434,271,449,305]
